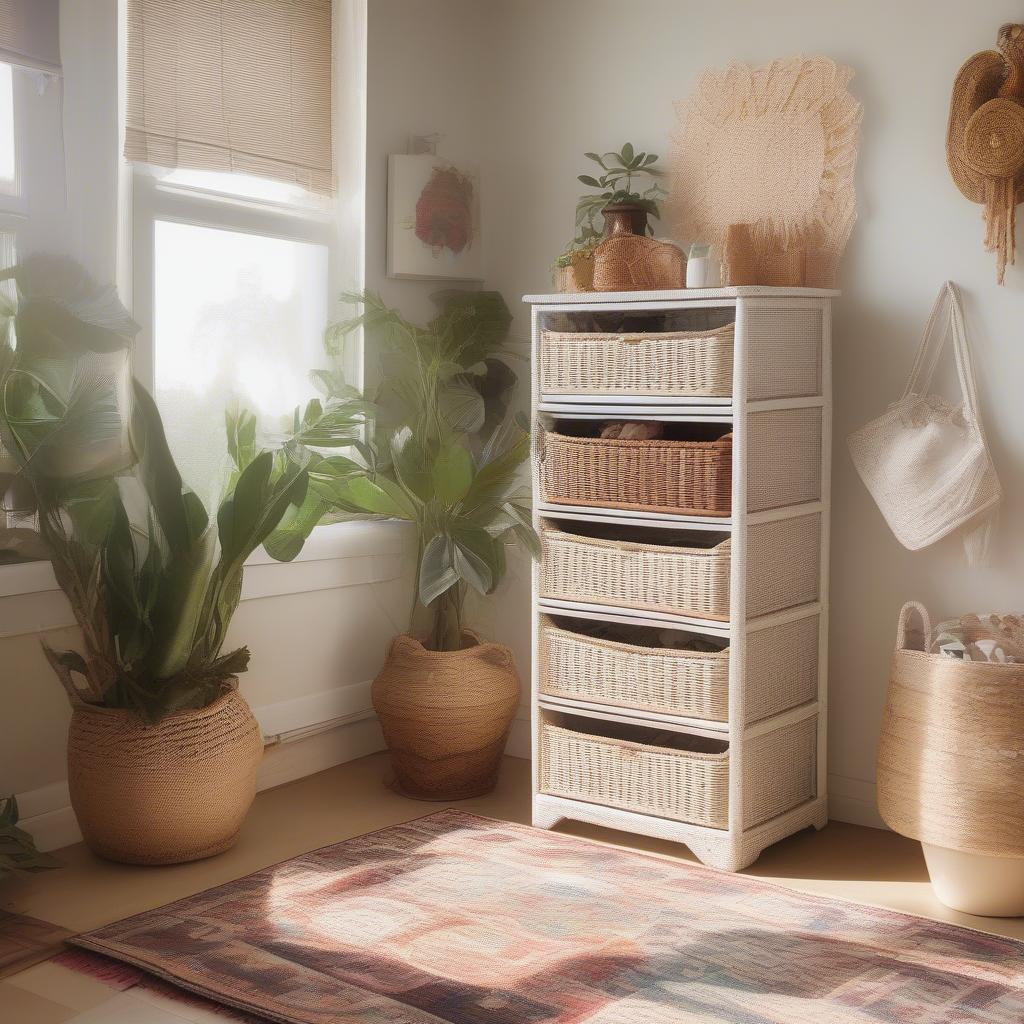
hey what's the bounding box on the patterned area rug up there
[70,810,1024,1024]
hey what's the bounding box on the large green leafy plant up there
[260,290,538,652]
[0,258,323,722]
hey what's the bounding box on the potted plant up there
[0,258,357,864]
[575,143,667,238]
[260,290,539,799]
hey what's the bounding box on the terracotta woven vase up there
[67,687,263,865]
[372,632,520,800]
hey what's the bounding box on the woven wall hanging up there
[947,24,1024,285]
[667,57,861,288]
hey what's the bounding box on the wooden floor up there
[2,751,1022,1021]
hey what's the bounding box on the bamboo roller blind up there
[125,0,333,194]
[0,0,61,73]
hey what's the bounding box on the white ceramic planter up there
[923,843,1024,917]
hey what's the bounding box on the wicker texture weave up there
[539,617,729,721]
[744,615,820,723]
[746,408,822,513]
[878,603,1024,858]
[591,234,685,292]
[540,523,731,620]
[539,325,734,397]
[372,633,520,801]
[542,430,732,516]
[67,688,263,865]
[540,716,730,828]
[745,514,821,618]
[743,715,818,828]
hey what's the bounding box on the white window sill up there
[0,520,414,637]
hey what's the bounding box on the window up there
[0,63,16,191]
[151,219,330,503]
[125,0,346,501]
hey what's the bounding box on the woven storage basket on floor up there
[67,687,263,865]
[539,616,729,721]
[540,715,730,828]
[372,632,520,801]
[541,430,732,516]
[539,522,731,620]
[539,324,734,397]
[878,602,1024,859]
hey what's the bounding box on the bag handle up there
[896,600,931,652]
[901,282,982,425]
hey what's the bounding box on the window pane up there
[153,220,329,506]
[0,63,14,189]
[155,167,330,213]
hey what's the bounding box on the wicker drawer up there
[542,426,732,516]
[539,324,734,397]
[539,522,731,620]
[539,713,730,828]
[540,617,729,721]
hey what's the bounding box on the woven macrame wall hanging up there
[667,57,861,288]
[947,24,1024,285]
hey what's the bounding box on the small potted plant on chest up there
[260,290,539,800]
[0,258,362,864]
[560,144,684,292]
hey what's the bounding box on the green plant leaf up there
[577,174,602,188]
[450,520,495,595]
[419,533,458,606]
[432,440,474,505]
[621,142,634,164]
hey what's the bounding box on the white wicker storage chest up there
[526,286,833,872]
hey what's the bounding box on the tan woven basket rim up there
[894,647,1024,674]
[541,324,735,343]
[71,683,240,723]
[542,521,731,557]
[541,618,729,662]
[544,720,730,763]
[392,630,510,660]
[545,430,733,452]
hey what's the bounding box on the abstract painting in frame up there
[387,154,484,280]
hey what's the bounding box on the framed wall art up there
[387,154,484,280]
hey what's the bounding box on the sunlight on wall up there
[153,220,328,504]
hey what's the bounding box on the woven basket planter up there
[539,616,729,721]
[372,632,520,801]
[539,325,734,397]
[542,429,732,516]
[67,687,263,865]
[540,714,730,828]
[878,602,1024,914]
[539,522,731,620]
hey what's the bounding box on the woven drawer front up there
[747,408,822,513]
[543,431,732,516]
[539,524,731,620]
[540,717,729,828]
[539,617,729,721]
[539,325,734,396]
[746,514,820,618]
[744,306,823,401]
[744,614,819,723]
[743,715,817,827]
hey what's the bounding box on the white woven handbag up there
[847,282,1001,563]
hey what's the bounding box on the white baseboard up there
[827,773,886,829]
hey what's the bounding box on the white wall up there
[480,0,1024,825]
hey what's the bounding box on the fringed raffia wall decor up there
[947,24,1024,285]
[667,57,861,288]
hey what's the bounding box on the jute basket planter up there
[372,632,520,800]
[878,602,1024,916]
[67,687,263,865]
